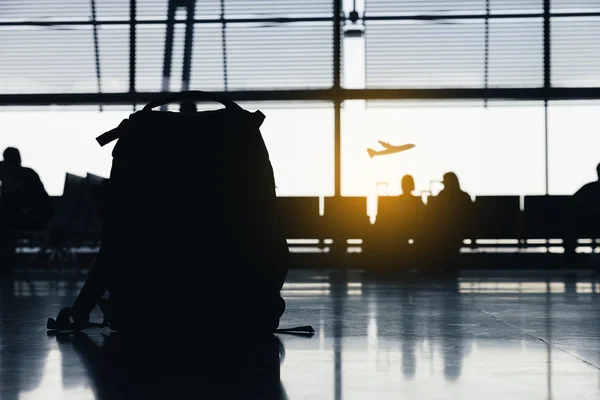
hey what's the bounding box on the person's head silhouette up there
[401,175,415,195]
[596,163,600,180]
[3,147,21,167]
[442,172,461,192]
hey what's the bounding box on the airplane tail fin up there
[367,148,377,158]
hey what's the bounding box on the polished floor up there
[1,268,599,399]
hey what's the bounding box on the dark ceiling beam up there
[0,16,336,27]
[2,88,600,106]
[129,0,136,95]
[2,12,599,27]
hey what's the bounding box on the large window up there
[0,103,334,197]
[342,100,545,197]
[0,107,121,195]
[240,102,334,196]
[363,0,545,90]
[548,101,600,195]
[1,0,600,199]
[0,0,336,95]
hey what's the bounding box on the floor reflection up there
[49,332,287,399]
[1,270,599,399]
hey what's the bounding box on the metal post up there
[543,0,551,89]
[90,0,102,111]
[181,0,195,91]
[129,0,136,110]
[543,0,550,194]
[333,0,342,197]
[484,0,490,107]
[221,0,228,91]
[161,0,177,109]
[545,101,549,194]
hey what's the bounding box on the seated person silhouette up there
[436,172,471,207]
[0,147,52,266]
[0,147,52,226]
[429,172,472,269]
[398,175,425,212]
[574,163,600,214]
[397,175,426,250]
[568,163,600,258]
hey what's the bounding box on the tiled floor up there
[1,268,599,399]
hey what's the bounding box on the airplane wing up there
[378,140,393,149]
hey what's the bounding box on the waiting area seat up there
[472,196,522,241]
[323,196,370,253]
[277,196,322,240]
[12,173,105,269]
[523,195,573,240]
[6,187,599,266]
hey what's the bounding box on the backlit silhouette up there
[574,163,600,214]
[0,147,52,270]
[367,141,415,158]
[50,92,291,334]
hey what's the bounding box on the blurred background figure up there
[428,172,473,273]
[398,175,424,211]
[0,147,52,226]
[568,163,600,259]
[574,163,600,213]
[0,147,52,270]
[397,175,426,262]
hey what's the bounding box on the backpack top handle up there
[142,90,243,112]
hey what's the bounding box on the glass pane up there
[365,20,485,89]
[240,102,334,196]
[226,22,334,90]
[342,100,545,197]
[0,108,121,195]
[0,25,95,94]
[548,101,600,194]
[0,103,334,197]
[551,17,600,87]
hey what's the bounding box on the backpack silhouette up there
[82,91,289,334]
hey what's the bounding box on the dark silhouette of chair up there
[277,197,322,240]
[25,173,90,269]
[376,196,401,225]
[425,189,474,268]
[323,196,370,255]
[473,196,522,241]
[374,195,427,264]
[523,195,573,240]
[85,173,110,223]
[67,177,103,265]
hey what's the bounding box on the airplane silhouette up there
[367,141,415,158]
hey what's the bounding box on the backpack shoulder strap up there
[96,119,130,147]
